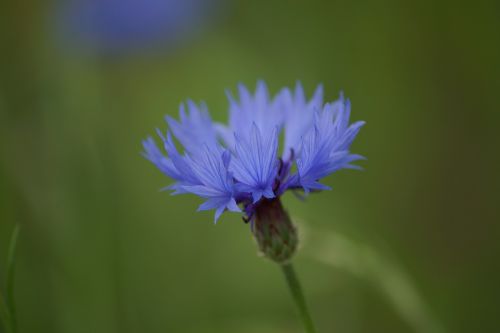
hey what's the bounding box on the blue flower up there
[143,82,365,222]
[56,0,216,55]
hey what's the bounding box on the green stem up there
[6,225,20,333]
[281,263,317,333]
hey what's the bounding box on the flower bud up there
[252,198,298,264]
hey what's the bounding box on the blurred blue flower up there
[56,0,215,54]
[143,82,365,222]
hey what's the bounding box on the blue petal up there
[160,131,200,188]
[288,94,365,193]
[231,123,279,203]
[197,197,240,223]
[166,100,218,155]
[182,146,240,221]
[216,81,284,149]
[142,137,178,178]
[280,82,324,159]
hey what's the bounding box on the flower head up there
[143,81,364,223]
[56,0,216,55]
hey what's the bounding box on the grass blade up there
[0,292,13,333]
[6,224,20,333]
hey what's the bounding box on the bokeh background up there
[1,0,499,332]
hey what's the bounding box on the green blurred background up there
[1,0,499,332]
